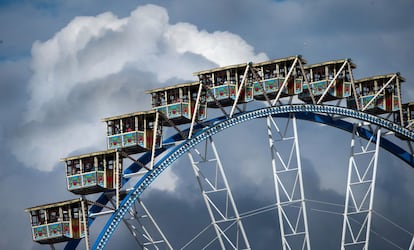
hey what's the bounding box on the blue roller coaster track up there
[64,104,414,249]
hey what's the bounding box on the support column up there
[267,114,311,250]
[188,137,251,249]
[341,125,381,249]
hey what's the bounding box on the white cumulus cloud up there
[11,4,268,173]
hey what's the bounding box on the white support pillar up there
[266,114,311,250]
[109,197,173,250]
[188,137,251,249]
[409,235,414,250]
[80,197,91,250]
[150,111,160,170]
[341,125,381,250]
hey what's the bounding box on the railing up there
[156,102,207,120]
[32,221,71,241]
[67,171,105,190]
[206,84,237,102]
[107,131,145,149]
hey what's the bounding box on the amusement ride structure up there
[24,55,414,249]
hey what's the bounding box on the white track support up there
[361,74,397,112]
[317,60,348,104]
[150,111,160,170]
[409,236,414,250]
[188,136,251,249]
[266,114,311,250]
[109,197,173,250]
[81,197,91,250]
[230,63,250,118]
[272,57,299,107]
[341,125,381,250]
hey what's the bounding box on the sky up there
[0,0,414,249]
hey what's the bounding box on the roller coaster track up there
[60,104,414,249]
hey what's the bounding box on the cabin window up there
[97,156,104,171]
[296,66,303,78]
[137,116,144,131]
[66,160,72,176]
[107,120,121,136]
[182,87,189,102]
[67,160,81,175]
[229,75,237,84]
[191,91,198,102]
[72,207,79,219]
[122,117,135,132]
[409,108,414,120]
[39,209,46,224]
[200,74,213,86]
[48,208,59,223]
[62,208,70,221]
[215,72,226,85]
[279,68,286,77]
[107,159,114,170]
[31,210,40,226]
[168,89,180,104]
[151,93,162,107]
[263,64,276,79]
[83,157,94,172]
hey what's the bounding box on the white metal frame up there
[266,114,311,250]
[109,197,173,250]
[188,136,251,249]
[341,124,381,249]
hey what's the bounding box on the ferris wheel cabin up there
[394,102,414,130]
[61,149,121,195]
[102,110,162,154]
[348,73,404,115]
[298,59,356,104]
[193,62,255,108]
[146,82,207,125]
[251,56,306,101]
[24,198,88,245]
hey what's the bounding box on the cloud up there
[10,4,267,172]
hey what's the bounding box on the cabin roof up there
[402,102,414,107]
[24,198,83,212]
[193,62,249,76]
[60,149,118,162]
[192,56,306,76]
[355,73,405,84]
[101,109,157,122]
[252,55,307,67]
[145,81,200,94]
[304,59,356,70]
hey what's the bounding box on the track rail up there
[91,104,414,249]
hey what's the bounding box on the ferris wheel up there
[25,56,414,250]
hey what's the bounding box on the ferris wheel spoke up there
[341,124,381,249]
[267,114,311,250]
[187,136,251,249]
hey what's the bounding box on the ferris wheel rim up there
[92,104,414,249]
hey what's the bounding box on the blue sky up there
[0,0,414,249]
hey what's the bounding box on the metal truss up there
[109,197,172,250]
[341,124,381,249]
[93,105,414,249]
[267,114,311,250]
[188,136,251,249]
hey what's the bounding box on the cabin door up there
[385,93,392,111]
